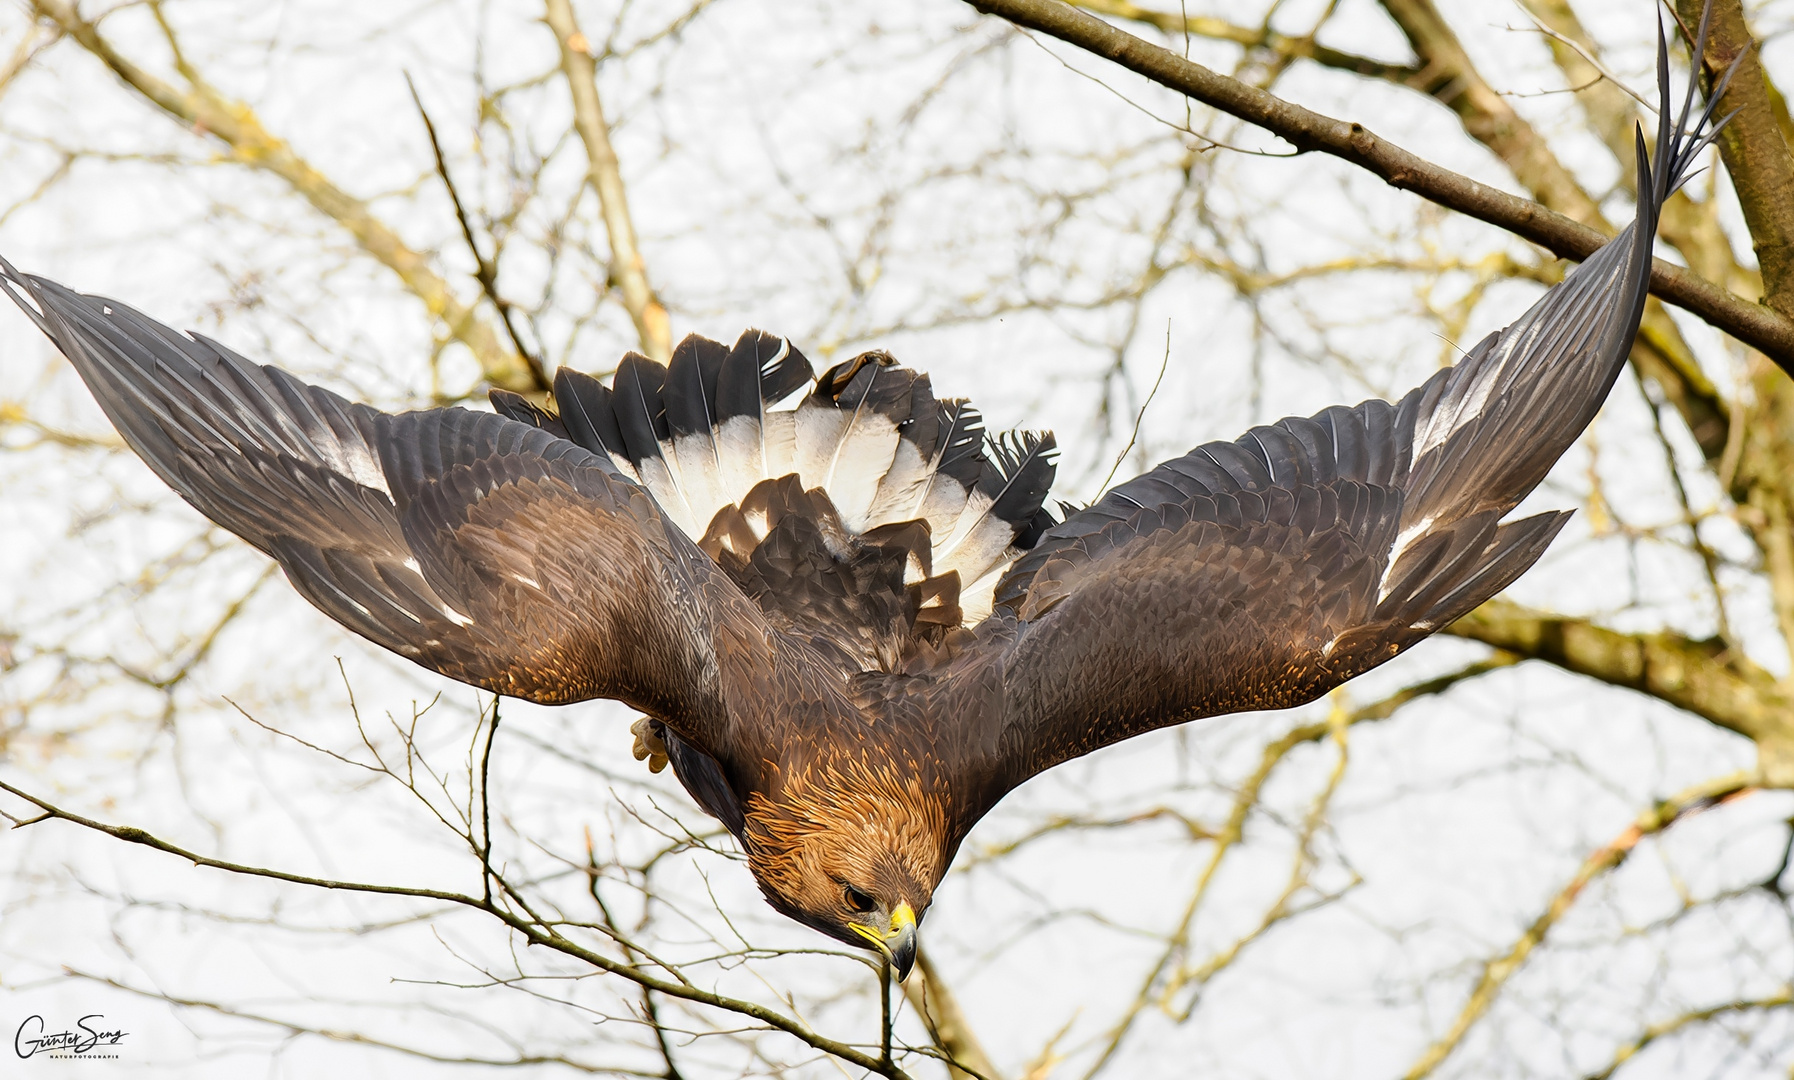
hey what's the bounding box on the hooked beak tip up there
[889,903,917,981]
[889,930,916,981]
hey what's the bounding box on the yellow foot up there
[629,716,669,774]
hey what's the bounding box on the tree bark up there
[1678,0,1794,318]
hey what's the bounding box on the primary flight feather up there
[3,18,1726,978]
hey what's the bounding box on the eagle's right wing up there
[3,267,778,758]
[966,20,1729,799]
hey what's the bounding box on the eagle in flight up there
[2,27,1721,980]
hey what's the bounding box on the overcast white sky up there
[3,0,1793,1076]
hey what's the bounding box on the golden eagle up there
[0,31,1722,980]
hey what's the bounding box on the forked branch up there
[0,778,918,1079]
[963,0,1794,371]
[27,0,539,392]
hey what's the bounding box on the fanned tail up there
[936,430,1058,620]
[491,336,1061,640]
[715,329,812,497]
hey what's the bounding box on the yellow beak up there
[850,902,918,981]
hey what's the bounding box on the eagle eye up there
[844,885,876,913]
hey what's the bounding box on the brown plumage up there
[0,32,1726,978]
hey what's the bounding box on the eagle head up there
[742,761,950,980]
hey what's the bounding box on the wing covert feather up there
[978,392,1566,791]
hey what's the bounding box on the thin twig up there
[962,0,1794,370]
[881,957,896,1071]
[405,74,549,391]
[0,779,918,1079]
[480,695,502,906]
[1098,320,1173,495]
[1402,771,1760,1080]
[1515,14,1659,113]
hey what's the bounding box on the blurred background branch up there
[27,0,540,392]
[545,0,671,362]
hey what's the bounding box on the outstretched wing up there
[972,31,1723,793]
[2,266,777,756]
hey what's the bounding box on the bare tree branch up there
[544,0,672,363]
[1677,0,1794,318]
[962,0,1794,372]
[0,778,919,1079]
[1065,0,1421,82]
[1402,772,1759,1080]
[1380,0,1604,227]
[26,0,539,392]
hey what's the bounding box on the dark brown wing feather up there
[1,267,774,758]
[971,63,1711,795]
[982,395,1570,789]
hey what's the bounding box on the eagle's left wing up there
[971,46,1720,795]
[979,381,1570,790]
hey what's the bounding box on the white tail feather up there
[958,562,1008,626]
[714,415,765,500]
[822,414,901,531]
[671,432,731,533]
[764,410,797,480]
[792,401,850,497]
[864,439,935,530]
[603,452,642,485]
[917,481,971,548]
[934,490,1017,586]
[635,456,698,536]
[606,371,1041,629]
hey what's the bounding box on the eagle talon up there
[629,716,669,774]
